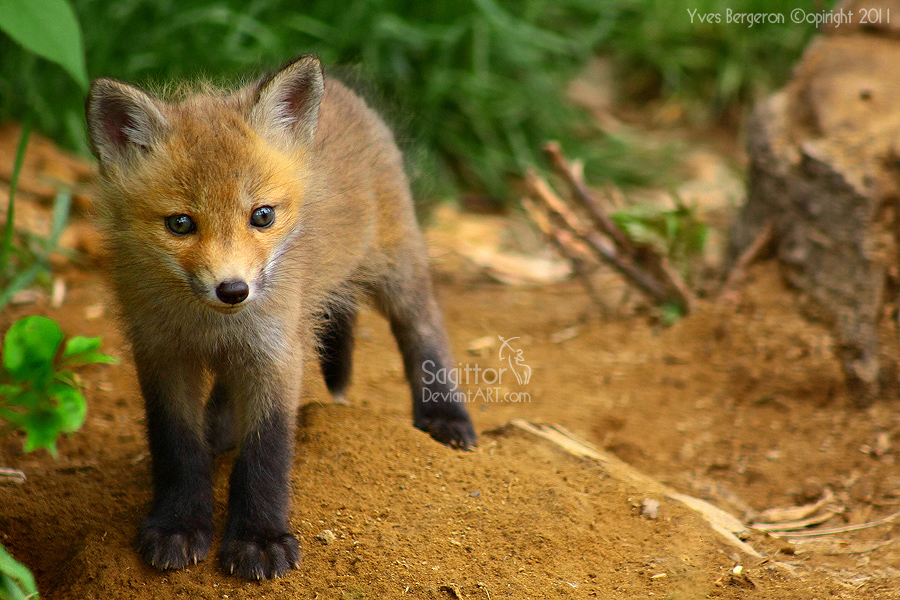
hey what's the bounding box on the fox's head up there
[85,56,325,313]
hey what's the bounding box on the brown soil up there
[4,134,900,599]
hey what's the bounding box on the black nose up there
[216,280,249,305]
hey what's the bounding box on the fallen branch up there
[543,141,634,254]
[522,197,603,307]
[522,143,695,314]
[750,488,835,525]
[524,171,672,305]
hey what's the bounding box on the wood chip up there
[549,326,580,344]
[0,468,26,484]
[751,488,835,525]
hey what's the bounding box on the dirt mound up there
[0,377,743,599]
[5,125,900,599]
[2,261,899,598]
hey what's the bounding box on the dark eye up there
[165,214,196,236]
[250,206,275,229]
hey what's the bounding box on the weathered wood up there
[731,2,900,404]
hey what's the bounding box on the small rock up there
[316,529,337,545]
[10,289,41,305]
[51,277,66,308]
[641,498,660,519]
[84,303,105,320]
[467,335,495,356]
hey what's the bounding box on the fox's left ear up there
[249,55,324,148]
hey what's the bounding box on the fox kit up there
[85,55,476,580]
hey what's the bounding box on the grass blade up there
[45,189,71,257]
[0,121,31,276]
[0,263,42,311]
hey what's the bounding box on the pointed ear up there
[85,79,170,168]
[249,55,324,148]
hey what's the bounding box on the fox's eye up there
[250,206,275,229]
[165,214,196,236]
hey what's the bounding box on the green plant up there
[0,0,86,310]
[0,316,114,600]
[0,316,115,455]
[0,2,89,596]
[0,544,38,600]
[611,196,709,278]
[0,0,671,205]
[0,185,73,312]
[611,194,708,325]
[596,0,828,121]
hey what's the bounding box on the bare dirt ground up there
[4,126,900,599]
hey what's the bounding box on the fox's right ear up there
[85,79,169,168]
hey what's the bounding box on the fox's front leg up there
[216,358,301,580]
[135,352,214,570]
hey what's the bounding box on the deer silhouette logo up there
[498,336,531,385]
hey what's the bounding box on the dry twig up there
[0,467,26,483]
[780,509,900,538]
[521,143,695,314]
[720,221,774,303]
[543,141,634,253]
[522,197,603,307]
[524,172,670,304]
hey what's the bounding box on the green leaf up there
[62,337,115,368]
[48,382,85,433]
[0,384,21,400]
[661,301,684,327]
[1,575,29,600]
[0,0,87,90]
[2,388,38,412]
[0,407,27,427]
[2,316,63,383]
[20,409,62,455]
[0,543,39,600]
[61,336,101,358]
[61,352,116,368]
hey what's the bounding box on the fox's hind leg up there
[316,302,357,403]
[371,250,476,449]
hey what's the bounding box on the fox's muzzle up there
[216,279,250,305]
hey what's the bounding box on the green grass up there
[596,0,829,121]
[0,0,830,204]
[0,0,625,204]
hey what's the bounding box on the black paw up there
[138,522,212,570]
[218,532,301,580]
[416,414,477,449]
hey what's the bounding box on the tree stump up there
[730,0,900,405]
